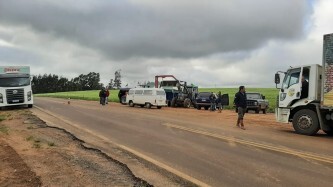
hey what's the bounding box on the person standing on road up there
[217,91,223,113]
[234,86,247,130]
[105,88,110,104]
[209,92,216,111]
[99,87,107,106]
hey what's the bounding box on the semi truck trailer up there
[0,66,33,109]
[274,33,333,135]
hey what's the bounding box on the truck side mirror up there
[262,95,265,100]
[275,73,280,84]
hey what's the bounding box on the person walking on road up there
[234,86,247,130]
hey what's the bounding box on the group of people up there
[209,91,223,113]
[99,87,110,106]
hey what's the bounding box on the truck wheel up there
[145,103,151,109]
[171,98,177,107]
[323,130,333,136]
[129,101,134,107]
[183,98,191,108]
[197,105,201,110]
[204,106,209,110]
[28,104,33,108]
[263,109,267,114]
[255,108,260,114]
[292,109,319,136]
[157,106,162,109]
[235,108,238,113]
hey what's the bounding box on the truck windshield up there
[0,77,30,87]
[282,68,301,89]
[247,93,261,99]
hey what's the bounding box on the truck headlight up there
[0,93,3,103]
[27,91,32,101]
[280,93,286,101]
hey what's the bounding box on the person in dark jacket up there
[217,91,223,113]
[234,86,247,130]
[209,92,216,111]
[99,87,107,106]
[301,76,309,99]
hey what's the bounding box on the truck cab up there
[0,66,33,109]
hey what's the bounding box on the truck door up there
[279,68,302,108]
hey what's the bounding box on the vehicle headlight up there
[280,93,286,101]
[0,93,3,103]
[27,91,32,101]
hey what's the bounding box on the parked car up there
[118,88,131,104]
[195,92,217,110]
[235,92,269,114]
[126,88,167,109]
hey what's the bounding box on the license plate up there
[202,99,206,101]
[12,100,19,103]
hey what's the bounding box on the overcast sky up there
[0,0,332,88]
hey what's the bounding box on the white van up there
[126,88,167,109]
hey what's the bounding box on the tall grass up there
[35,88,279,112]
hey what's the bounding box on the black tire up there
[245,109,249,113]
[146,103,151,109]
[204,106,209,110]
[235,108,238,113]
[255,107,260,114]
[197,105,201,110]
[263,109,267,114]
[323,130,333,136]
[140,105,144,108]
[171,97,177,107]
[292,109,320,136]
[129,101,134,107]
[28,104,33,108]
[183,98,191,108]
[157,106,162,109]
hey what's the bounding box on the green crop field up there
[35,88,279,112]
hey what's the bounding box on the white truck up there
[0,66,33,109]
[275,33,333,135]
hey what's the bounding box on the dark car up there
[118,88,131,104]
[195,92,217,110]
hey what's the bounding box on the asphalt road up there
[34,97,333,187]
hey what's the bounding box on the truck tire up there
[263,109,267,114]
[255,108,260,114]
[28,104,33,108]
[157,106,162,109]
[171,98,177,107]
[204,106,209,110]
[292,109,319,136]
[197,105,201,110]
[183,98,191,108]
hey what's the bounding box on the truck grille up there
[247,100,256,106]
[6,89,24,104]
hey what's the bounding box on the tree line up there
[32,70,122,94]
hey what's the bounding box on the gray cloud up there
[0,0,310,60]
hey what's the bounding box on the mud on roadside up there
[0,109,152,186]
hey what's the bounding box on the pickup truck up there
[246,92,269,114]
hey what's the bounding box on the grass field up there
[36,88,279,112]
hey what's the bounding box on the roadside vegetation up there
[36,88,278,113]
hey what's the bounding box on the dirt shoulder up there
[0,109,151,186]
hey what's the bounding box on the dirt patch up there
[0,109,151,186]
